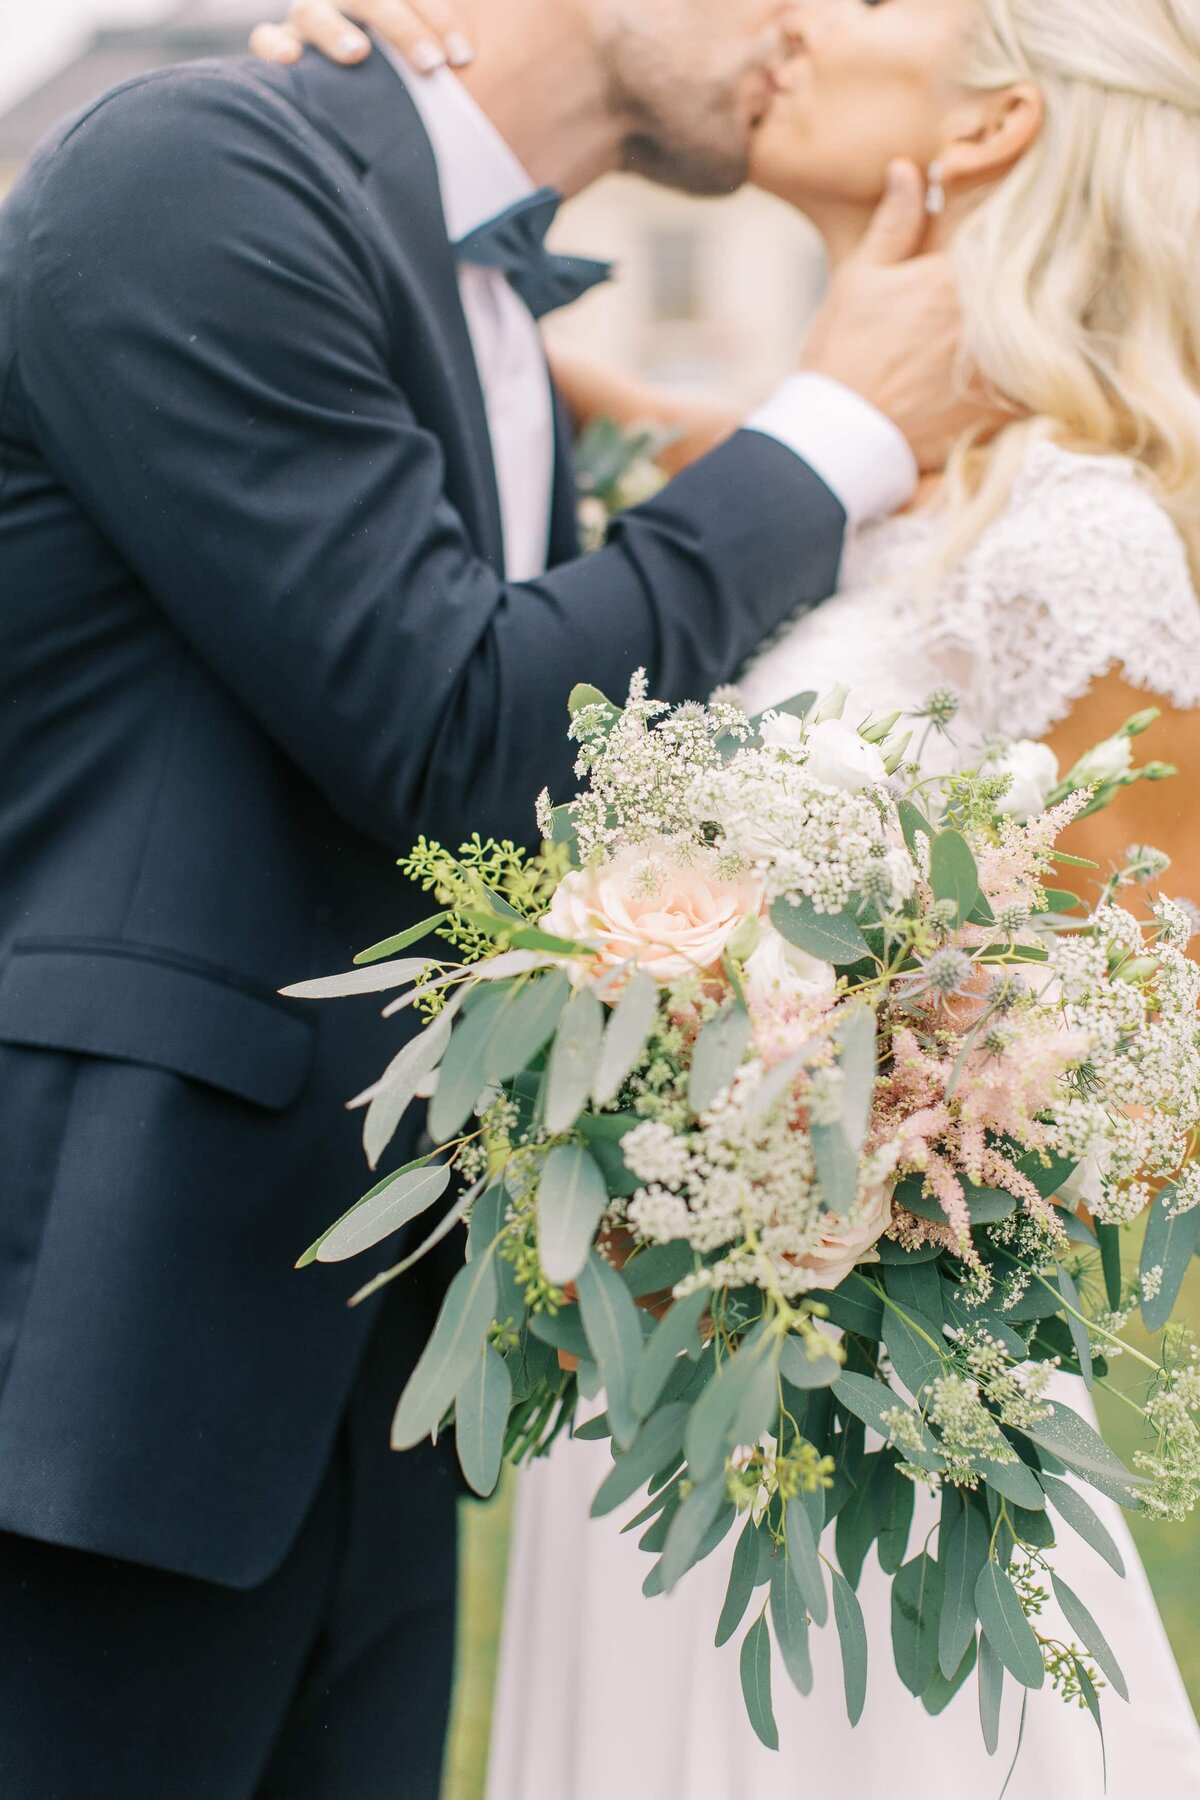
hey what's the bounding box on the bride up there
[484,2,1200,1795]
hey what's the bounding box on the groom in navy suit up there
[0,0,976,1790]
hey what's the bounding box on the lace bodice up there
[739,442,1200,748]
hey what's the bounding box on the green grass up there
[443,1253,1200,1798]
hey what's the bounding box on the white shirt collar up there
[379,44,536,244]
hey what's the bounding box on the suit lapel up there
[287,50,507,572]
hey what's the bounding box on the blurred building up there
[0,2,827,403]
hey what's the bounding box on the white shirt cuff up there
[744,373,918,528]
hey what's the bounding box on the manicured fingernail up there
[338,30,367,57]
[446,32,475,68]
[412,39,448,72]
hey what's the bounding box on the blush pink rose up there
[545,843,762,984]
[793,1182,895,1290]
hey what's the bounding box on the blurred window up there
[648,227,702,323]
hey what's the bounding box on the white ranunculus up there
[1069,734,1134,790]
[995,740,1060,822]
[743,924,837,1012]
[803,719,888,794]
[758,709,806,752]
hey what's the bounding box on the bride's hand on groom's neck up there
[801,161,1011,478]
[249,0,474,74]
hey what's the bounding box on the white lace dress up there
[485,444,1200,1800]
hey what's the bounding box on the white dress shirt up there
[382,52,918,581]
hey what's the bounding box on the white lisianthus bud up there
[804,719,887,793]
[758,709,806,752]
[1068,734,1134,790]
[808,683,851,725]
[995,740,1060,822]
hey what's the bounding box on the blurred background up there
[2,10,1196,1797]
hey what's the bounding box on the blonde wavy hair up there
[938,0,1200,584]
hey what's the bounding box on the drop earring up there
[925,160,946,217]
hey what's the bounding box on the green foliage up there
[739,1614,779,1752]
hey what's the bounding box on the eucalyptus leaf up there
[777,1331,841,1391]
[976,1560,1044,1689]
[391,1252,499,1450]
[882,1304,945,1403]
[978,1629,1005,1756]
[353,912,451,966]
[537,1145,609,1288]
[1051,1574,1129,1700]
[455,1342,512,1497]
[280,956,433,1001]
[739,1615,779,1752]
[892,1553,945,1696]
[1096,1221,1123,1314]
[622,1240,697,1299]
[833,1373,946,1474]
[428,984,509,1143]
[528,1306,590,1361]
[486,971,572,1081]
[811,1118,858,1216]
[823,1276,884,1338]
[348,1176,483,1304]
[1057,1265,1094,1389]
[1038,1474,1125,1578]
[689,1000,752,1116]
[593,970,659,1108]
[831,1566,869,1725]
[1074,1657,1107,1785]
[770,1555,814,1695]
[975,1453,1046,1511]
[309,1160,451,1265]
[1020,1400,1143,1507]
[1141,1184,1200,1333]
[591,1403,690,1518]
[898,799,933,856]
[578,1252,645,1450]
[924,1633,977,1716]
[544,986,605,1135]
[360,1007,456,1170]
[929,830,980,923]
[716,1517,763,1649]
[785,1496,828,1626]
[835,1452,889,1589]
[770,894,869,966]
[685,1330,780,1484]
[837,1004,878,1147]
[659,1474,731,1592]
[631,1288,711,1419]
[939,1500,989,1679]
[877,1460,915,1576]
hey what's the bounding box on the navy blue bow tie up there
[455,188,614,320]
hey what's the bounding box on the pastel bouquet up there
[285,675,1200,1756]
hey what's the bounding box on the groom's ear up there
[938,84,1045,196]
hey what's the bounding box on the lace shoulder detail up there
[934,442,1200,742]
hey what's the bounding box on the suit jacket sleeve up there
[18,69,846,849]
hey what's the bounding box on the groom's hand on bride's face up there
[801,160,1011,475]
[249,0,474,71]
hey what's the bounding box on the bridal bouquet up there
[286,676,1200,1756]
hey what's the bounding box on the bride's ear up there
[937,84,1045,196]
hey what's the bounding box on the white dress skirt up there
[485,446,1200,1798]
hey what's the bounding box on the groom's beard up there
[604,48,755,196]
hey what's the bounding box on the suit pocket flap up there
[0,942,316,1111]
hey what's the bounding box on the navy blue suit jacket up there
[0,48,846,1586]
